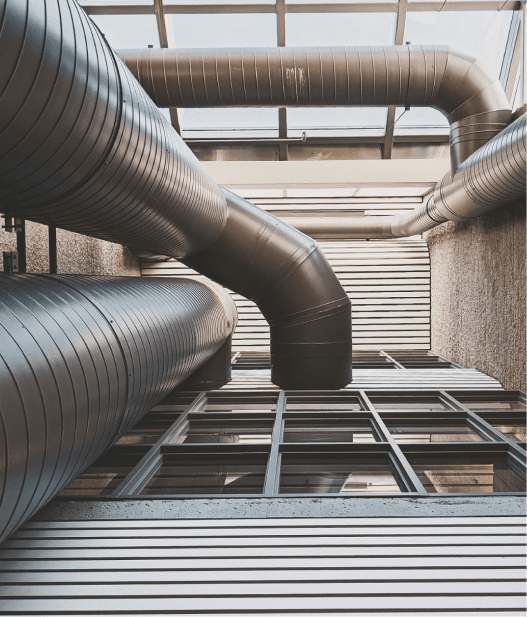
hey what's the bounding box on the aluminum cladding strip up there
[119,46,512,170]
[0,0,227,259]
[0,275,236,543]
[184,189,352,390]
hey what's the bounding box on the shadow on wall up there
[0,221,141,275]
[426,199,526,390]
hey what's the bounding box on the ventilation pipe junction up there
[121,47,524,238]
[0,0,352,391]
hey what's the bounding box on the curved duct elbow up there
[184,189,352,390]
[120,46,512,171]
[0,275,236,542]
[431,113,526,222]
[0,0,353,391]
[287,115,526,240]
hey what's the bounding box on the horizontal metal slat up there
[1,545,524,558]
[5,535,524,550]
[1,555,523,572]
[25,517,523,528]
[13,525,526,538]
[2,567,524,585]
[1,581,523,598]
[0,594,524,612]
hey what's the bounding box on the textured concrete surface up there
[32,496,526,520]
[425,200,526,391]
[0,221,140,275]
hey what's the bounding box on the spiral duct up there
[0,0,353,390]
[185,189,352,390]
[0,274,237,543]
[120,46,512,171]
[431,113,527,222]
[0,0,226,258]
[253,115,526,239]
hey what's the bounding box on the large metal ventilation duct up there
[120,47,523,240]
[0,0,352,390]
[275,114,527,239]
[120,46,512,174]
[185,189,352,389]
[0,274,237,543]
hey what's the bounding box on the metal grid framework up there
[80,0,524,159]
[58,386,526,500]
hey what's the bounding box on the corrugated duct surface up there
[0,0,226,259]
[143,238,430,353]
[432,113,527,222]
[0,274,236,543]
[0,0,353,391]
[184,190,352,390]
[0,516,524,614]
[120,46,512,171]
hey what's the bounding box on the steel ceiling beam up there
[82,1,521,15]
[200,159,451,189]
[276,0,288,161]
[382,0,408,160]
[153,0,181,133]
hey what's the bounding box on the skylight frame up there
[82,0,523,156]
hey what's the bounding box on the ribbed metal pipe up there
[184,189,352,390]
[0,0,354,390]
[275,115,526,239]
[120,46,512,171]
[0,0,226,258]
[0,274,236,543]
[431,113,526,222]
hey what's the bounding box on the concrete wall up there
[0,221,140,276]
[425,199,526,391]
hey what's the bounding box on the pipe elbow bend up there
[184,189,352,390]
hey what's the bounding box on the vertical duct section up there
[0,275,237,543]
[184,190,352,390]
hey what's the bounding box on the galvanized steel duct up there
[119,46,513,172]
[0,0,226,258]
[0,274,237,543]
[184,189,352,390]
[274,114,526,239]
[0,0,353,390]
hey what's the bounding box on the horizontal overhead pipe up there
[184,189,352,390]
[276,114,526,239]
[121,47,523,237]
[0,0,352,390]
[119,46,513,174]
[0,275,237,543]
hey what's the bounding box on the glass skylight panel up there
[356,187,432,197]
[403,11,514,81]
[81,0,152,5]
[286,12,396,46]
[179,108,279,139]
[287,0,389,3]
[286,188,357,198]
[166,0,274,4]
[393,107,449,135]
[168,14,277,48]
[288,107,387,138]
[88,14,160,48]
